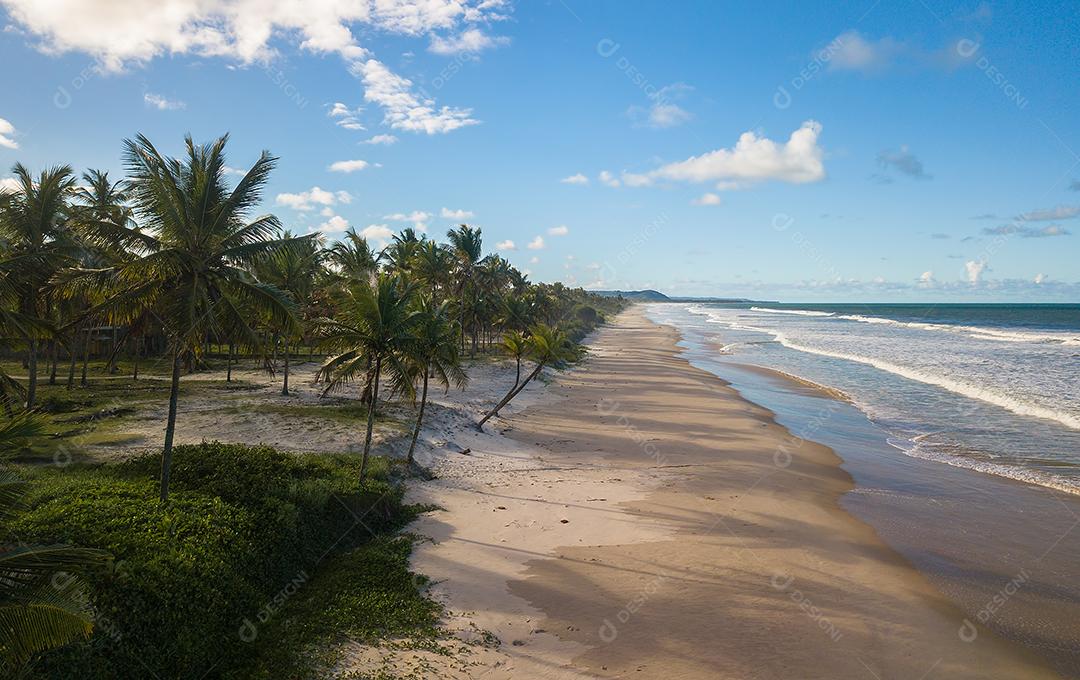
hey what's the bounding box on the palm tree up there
[326,227,377,282]
[317,274,416,485]
[382,228,421,275]
[446,225,482,352]
[411,239,453,301]
[398,297,466,469]
[73,134,305,502]
[255,230,324,395]
[477,324,577,431]
[0,413,111,672]
[0,164,80,409]
[501,330,528,392]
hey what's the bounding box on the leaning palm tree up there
[317,274,417,485]
[397,297,467,469]
[70,134,305,502]
[0,164,80,409]
[0,414,111,672]
[477,324,578,431]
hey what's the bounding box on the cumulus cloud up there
[1016,205,1080,221]
[877,145,929,179]
[429,27,508,55]
[965,260,986,284]
[826,31,902,72]
[276,186,352,211]
[144,92,184,110]
[495,239,515,251]
[441,207,473,219]
[354,59,478,134]
[918,270,935,287]
[0,0,508,70]
[384,210,430,231]
[0,118,18,149]
[328,102,365,130]
[328,159,369,173]
[527,236,544,250]
[692,192,722,206]
[547,225,568,236]
[0,176,20,191]
[1034,273,1047,284]
[316,214,350,234]
[363,134,398,145]
[560,173,588,185]
[637,120,825,189]
[982,224,1071,238]
[360,223,394,246]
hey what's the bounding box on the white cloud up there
[692,192,722,206]
[0,177,19,191]
[598,170,620,188]
[1016,205,1080,221]
[385,210,431,223]
[360,223,394,246]
[276,186,352,211]
[0,118,18,149]
[547,225,569,236]
[827,31,901,72]
[327,102,365,130]
[354,58,478,134]
[1034,273,1047,284]
[328,159,369,173]
[429,27,508,55]
[918,270,935,287]
[495,239,515,251]
[316,214,350,234]
[560,173,588,185]
[0,0,510,71]
[527,236,544,250]
[441,207,474,219]
[144,92,185,110]
[529,256,539,264]
[965,260,986,284]
[363,134,398,145]
[222,165,246,176]
[320,206,335,217]
[643,120,825,188]
[627,83,693,129]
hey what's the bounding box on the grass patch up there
[10,443,431,679]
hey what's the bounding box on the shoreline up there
[342,307,1057,678]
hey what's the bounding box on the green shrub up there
[11,442,420,679]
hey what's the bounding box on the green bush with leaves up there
[10,442,420,678]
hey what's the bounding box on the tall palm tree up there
[72,134,305,502]
[326,227,377,282]
[317,274,417,485]
[446,224,482,352]
[397,297,466,469]
[0,164,80,409]
[255,230,324,395]
[477,324,577,430]
[410,239,453,301]
[381,228,421,275]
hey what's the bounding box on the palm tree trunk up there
[26,338,38,409]
[80,327,91,387]
[66,336,78,390]
[160,351,183,503]
[407,368,430,468]
[478,362,543,430]
[226,342,234,382]
[48,340,58,385]
[281,341,290,396]
[359,355,381,485]
[132,337,140,381]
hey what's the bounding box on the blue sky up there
[1,0,1078,301]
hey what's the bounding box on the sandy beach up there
[342,306,1060,678]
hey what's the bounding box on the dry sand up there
[339,307,1059,679]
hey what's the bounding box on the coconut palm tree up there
[477,324,578,431]
[71,134,305,502]
[410,239,453,301]
[255,230,324,395]
[317,274,417,485]
[446,225,482,352]
[0,164,80,409]
[326,227,377,282]
[382,228,421,275]
[500,330,528,392]
[398,297,466,469]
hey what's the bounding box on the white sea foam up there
[836,314,1080,345]
[893,438,1080,495]
[731,323,1080,431]
[750,307,834,317]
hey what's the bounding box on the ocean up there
[647,302,1080,494]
